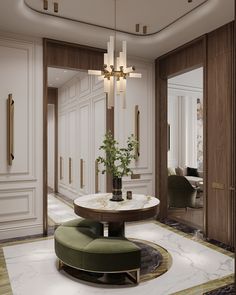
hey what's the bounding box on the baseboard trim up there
[0,224,43,240]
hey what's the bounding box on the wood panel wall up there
[155,22,235,246]
[207,23,234,245]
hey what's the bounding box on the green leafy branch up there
[96,131,138,178]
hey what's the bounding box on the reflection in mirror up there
[47,67,107,229]
[167,67,204,231]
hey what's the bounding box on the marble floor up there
[2,220,234,295]
[48,193,78,225]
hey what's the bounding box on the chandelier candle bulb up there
[129,73,142,78]
[88,70,102,75]
[104,53,108,67]
[116,56,120,71]
[104,78,109,93]
[124,66,135,74]
[122,92,126,109]
[116,79,121,93]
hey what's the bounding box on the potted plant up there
[97,131,138,201]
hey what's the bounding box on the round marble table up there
[74,193,160,237]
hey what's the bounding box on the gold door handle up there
[134,105,140,160]
[69,157,72,184]
[59,156,63,180]
[95,160,99,193]
[80,158,84,188]
[7,94,14,166]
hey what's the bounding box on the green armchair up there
[168,175,197,208]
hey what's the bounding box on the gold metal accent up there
[212,182,225,190]
[59,156,63,180]
[95,160,99,193]
[53,2,58,13]
[7,94,14,166]
[80,158,84,188]
[134,105,140,160]
[43,0,48,10]
[167,124,170,151]
[143,25,147,34]
[131,173,140,180]
[69,157,72,184]
[135,24,140,33]
[56,259,63,271]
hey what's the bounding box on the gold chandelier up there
[88,1,141,109]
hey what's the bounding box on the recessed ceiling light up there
[63,70,68,73]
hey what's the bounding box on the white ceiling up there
[168,67,203,89]
[48,67,87,88]
[0,0,234,59]
[25,0,207,35]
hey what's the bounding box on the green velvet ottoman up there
[54,219,141,284]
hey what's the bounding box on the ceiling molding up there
[0,0,234,59]
[24,0,209,37]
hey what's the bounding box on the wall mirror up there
[47,66,107,230]
[167,67,204,231]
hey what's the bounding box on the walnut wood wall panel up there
[207,23,234,245]
[155,22,235,246]
[45,39,105,70]
[155,37,206,219]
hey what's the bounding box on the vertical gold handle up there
[54,2,59,13]
[43,0,48,10]
[69,157,72,184]
[59,156,63,180]
[167,124,170,151]
[134,105,140,160]
[95,160,99,193]
[80,158,84,188]
[7,94,14,166]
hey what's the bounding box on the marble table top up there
[74,193,159,212]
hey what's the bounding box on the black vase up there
[111,177,123,202]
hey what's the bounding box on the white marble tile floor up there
[3,221,234,295]
[48,193,78,224]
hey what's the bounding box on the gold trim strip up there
[172,275,234,295]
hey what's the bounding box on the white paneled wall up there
[58,75,106,200]
[0,34,43,239]
[168,86,203,169]
[115,59,155,196]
